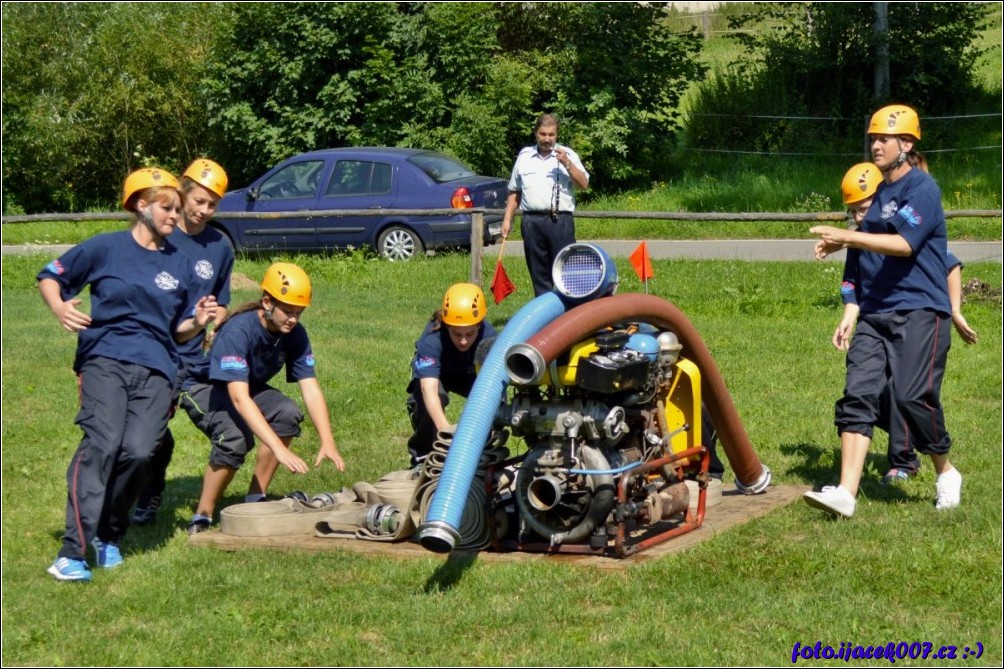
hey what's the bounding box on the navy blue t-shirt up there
[171,225,235,380]
[202,310,316,392]
[410,320,497,397]
[840,168,950,315]
[37,230,198,380]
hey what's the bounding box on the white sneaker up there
[804,485,856,518]
[935,468,962,510]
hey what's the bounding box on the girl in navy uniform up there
[132,159,235,525]
[406,283,496,467]
[185,262,345,534]
[806,105,961,518]
[40,168,217,581]
[817,162,978,487]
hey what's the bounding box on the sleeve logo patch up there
[897,204,922,228]
[415,355,437,370]
[220,355,248,371]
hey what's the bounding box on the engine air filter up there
[552,243,618,304]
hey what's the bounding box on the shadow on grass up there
[423,552,478,594]
[780,441,917,504]
[45,476,266,555]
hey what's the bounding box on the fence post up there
[470,212,484,285]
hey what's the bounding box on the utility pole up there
[873,2,890,102]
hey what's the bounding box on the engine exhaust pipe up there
[527,475,565,512]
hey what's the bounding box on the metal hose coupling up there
[733,465,772,495]
[309,492,340,508]
[365,504,403,536]
[505,343,547,386]
[417,520,462,553]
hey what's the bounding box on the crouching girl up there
[185,262,345,533]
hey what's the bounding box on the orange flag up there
[630,241,655,282]
[489,239,517,304]
[490,259,516,304]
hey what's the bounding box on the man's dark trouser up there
[521,211,576,297]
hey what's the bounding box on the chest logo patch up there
[194,260,214,280]
[880,200,898,220]
[155,272,180,291]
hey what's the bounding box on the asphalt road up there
[5,239,1001,263]
[487,239,1002,264]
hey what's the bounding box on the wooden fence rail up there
[4,208,1000,285]
[2,208,1001,225]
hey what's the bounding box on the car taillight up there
[450,187,473,209]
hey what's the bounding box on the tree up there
[204,3,705,190]
[4,3,708,211]
[2,3,221,213]
[685,2,995,153]
[544,3,705,187]
[201,3,445,187]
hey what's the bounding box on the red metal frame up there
[484,446,709,558]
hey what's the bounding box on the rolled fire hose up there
[314,470,422,541]
[221,497,355,537]
[314,430,509,545]
[410,429,510,551]
[221,431,510,543]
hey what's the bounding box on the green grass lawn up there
[2,252,1001,666]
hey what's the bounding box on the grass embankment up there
[2,252,1000,666]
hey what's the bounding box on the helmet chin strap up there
[881,138,909,175]
[138,205,166,245]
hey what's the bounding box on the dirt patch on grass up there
[230,272,260,291]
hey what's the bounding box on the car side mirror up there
[247,187,260,201]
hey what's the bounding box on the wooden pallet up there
[188,485,809,571]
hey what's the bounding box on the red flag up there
[630,241,655,282]
[490,257,517,304]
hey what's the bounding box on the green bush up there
[685,2,997,154]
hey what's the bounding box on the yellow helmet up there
[261,262,312,307]
[182,158,229,198]
[868,104,921,140]
[441,283,486,326]
[841,163,883,205]
[122,168,180,211]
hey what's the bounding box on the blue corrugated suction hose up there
[417,292,568,553]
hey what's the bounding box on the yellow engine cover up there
[662,357,702,459]
[541,338,599,387]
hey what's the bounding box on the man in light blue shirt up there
[501,113,590,296]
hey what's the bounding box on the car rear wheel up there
[210,224,239,254]
[377,225,423,261]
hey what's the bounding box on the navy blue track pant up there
[836,309,952,456]
[60,357,171,559]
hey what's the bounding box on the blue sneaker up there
[47,557,92,582]
[881,468,915,486]
[187,516,212,535]
[92,539,123,569]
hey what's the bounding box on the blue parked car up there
[212,147,507,260]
